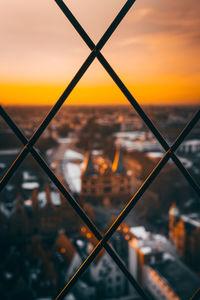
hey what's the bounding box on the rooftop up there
[181,213,200,228]
[151,258,200,300]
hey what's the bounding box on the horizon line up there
[1,103,199,107]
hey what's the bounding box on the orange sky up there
[0,0,200,106]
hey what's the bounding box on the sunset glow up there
[0,0,200,106]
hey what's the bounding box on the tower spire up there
[112,146,125,174]
[82,152,96,175]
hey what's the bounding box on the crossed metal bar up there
[1,107,199,300]
[0,0,136,192]
[0,104,149,300]
[0,0,200,299]
[55,0,200,197]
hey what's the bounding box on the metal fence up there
[0,0,200,299]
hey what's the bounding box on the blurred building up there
[177,139,200,156]
[81,225,129,299]
[144,257,200,300]
[169,203,200,273]
[128,225,200,300]
[80,148,140,206]
[0,183,80,238]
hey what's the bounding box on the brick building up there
[169,203,200,273]
[0,183,80,238]
[80,148,140,207]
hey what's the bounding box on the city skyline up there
[0,104,199,299]
[0,0,200,106]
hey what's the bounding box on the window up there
[104,180,111,184]
[151,256,155,264]
[116,275,121,282]
[104,187,112,193]
[0,1,199,300]
[107,287,113,295]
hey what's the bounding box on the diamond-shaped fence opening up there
[0,0,200,299]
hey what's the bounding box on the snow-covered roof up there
[58,137,73,144]
[130,226,149,240]
[38,191,47,208]
[50,190,61,206]
[63,162,82,193]
[147,152,164,159]
[119,139,161,152]
[23,171,37,181]
[64,149,84,161]
[114,131,145,140]
[140,246,151,254]
[181,214,200,227]
[182,139,200,146]
[0,149,19,155]
[163,252,175,261]
[153,234,168,243]
[22,182,39,190]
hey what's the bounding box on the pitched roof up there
[112,147,125,174]
[55,231,77,265]
[82,152,96,176]
[151,259,200,300]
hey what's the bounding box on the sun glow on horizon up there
[0,0,200,107]
[1,80,199,107]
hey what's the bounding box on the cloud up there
[127,0,200,45]
[0,0,199,94]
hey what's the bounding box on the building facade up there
[169,203,200,273]
[80,148,140,207]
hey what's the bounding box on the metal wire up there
[0,0,136,192]
[0,0,200,299]
[1,107,199,300]
[0,105,150,300]
[55,0,200,197]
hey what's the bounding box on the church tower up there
[82,152,97,176]
[169,203,180,241]
[112,146,125,174]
